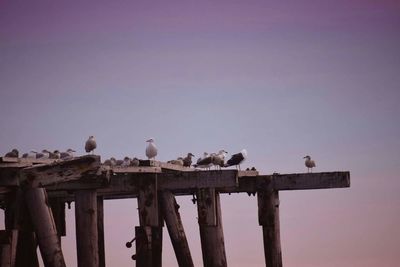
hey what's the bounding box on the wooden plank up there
[197,190,227,267]
[159,170,238,191]
[75,190,98,267]
[1,171,351,202]
[24,188,66,267]
[111,166,161,174]
[160,191,194,267]
[20,155,102,187]
[271,171,350,191]
[0,157,56,165]
[160,162,196,172]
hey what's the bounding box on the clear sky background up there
[1,0,399,266]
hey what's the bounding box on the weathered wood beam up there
[160,191,194,267]
[0,157,56,165]
[75,190,98,267]
[258,177,282,267]
[24,188,66,267]
[4,171,350,202]
[21,155,103,187]
[197,189,227,267]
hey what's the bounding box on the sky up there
[1,0,400,266]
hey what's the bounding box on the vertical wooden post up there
[97,196,105,267]
[160,191,194,267]
[24,188,66,267]
[75,190,98,267]
[136,174,162,267]
[5,190,39,267]
[258,180,282,267]
[197,188,227,267]
[49,198,66,243]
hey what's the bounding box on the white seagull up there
[145,138,158,160]
[304,155,316,172]
[85,136,97,154]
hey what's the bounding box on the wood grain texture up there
[24,188,66,267]
[161,191,194,267]
[75,190,98,267]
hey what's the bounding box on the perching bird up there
[60,149,76,160]
[304,155,316,172]
[104,157,117,167]
[85,136,97,154]
[31,150,46,159]
[212,150,228,169]
[182,153,195,167]
[5,149,19,158]
[145,138,157,160]
[49,150,61,159]
[40,149,50,159]
[193,153,214,169]
[224,149,247,170]
[121,157,131,168]
[168,157,184,166]
[130,157,140,167]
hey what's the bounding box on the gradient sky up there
[1,0,400,266]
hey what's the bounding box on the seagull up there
[193,152,214,169]
[5,149,19,158]
[85,136,97,154]
[168,157,184,166]
[31,150,44,159]
[22,151,36,158]
[182,153,195,167]
[212,150,228,169]
[224,149,247,170]
[121,157,131,168]
[49,150,61,159]
[60,149,76,160]
[40,149,50,159]
[130,157,140,167]
[104,157,117,167]
[145,138,157,160]
[304,155,316,173]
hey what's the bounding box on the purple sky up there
[1,0,400,266]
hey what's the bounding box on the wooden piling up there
[49,198,66,243]
[75,190,98,267]
[5,190,39,267]
[197,188,227,267]
[258,182,282,267]
[161,191,194,267]
[136,175,162,267]
[24,188,66,267]
[97,196,105,267]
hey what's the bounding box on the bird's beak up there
[303,156,306,158]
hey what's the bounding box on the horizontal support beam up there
[43,172,350,201]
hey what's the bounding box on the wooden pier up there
[0,155,350,267]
